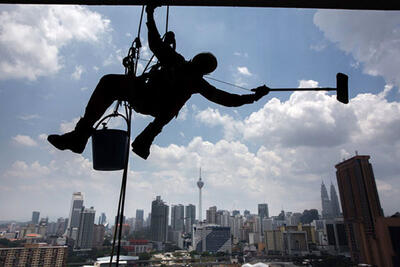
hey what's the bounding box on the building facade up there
[192,224,231,253]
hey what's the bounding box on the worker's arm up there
[146,5,182,65]
[198,79,269,107]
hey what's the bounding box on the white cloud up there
[0,5,111,80]
[103,49,124,67]
[314,10,400,87]
[17,114,40,120]
[196,107,243,140]
[71,65,85,80]
[38,134,47,141]
[237,66,252,76]
[176,104,188,121]
[299,80,319,88]
[13,135,38,147]
[310,42,327,52]
[60,117,80,133]
[233,52,249,58]
[5,160,50,178]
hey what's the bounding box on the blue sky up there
[0,5,399,222]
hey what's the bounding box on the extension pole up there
[0,0,399,10]
[269,87,336,92]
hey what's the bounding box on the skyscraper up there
[335,155,384,265]
[150,196,169,242]
[135,209,144,231]
[258,203,269,220]
[197,168,204,222]
[321,182,332,219]
[67,192,84,239]
[330,183,341,218]
[76,206,96,249]
[31,211,40,225]
[171,204,185,231]
[185,204,196,233]
[98,212,107,225]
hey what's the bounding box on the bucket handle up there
[94,111,129,131]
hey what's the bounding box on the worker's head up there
[191,52,217,75]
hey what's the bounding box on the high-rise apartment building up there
[335,154,400,266]
[150,196,169,242]
[185,204,196,233]
[67,192,84,239]
[31,211,40,225]
[171,204,185,231]
[75,206,96,249]
[135,209,144,231]
[0,244,68,267]
[206,206,217,224]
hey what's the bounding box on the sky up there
[0,5,399,223]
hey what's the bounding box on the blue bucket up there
[92,129,129,171]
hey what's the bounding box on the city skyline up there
[1,181,346,225]
[1,7,400,221]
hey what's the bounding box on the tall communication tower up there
[197,168,204,222]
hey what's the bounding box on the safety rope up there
[204,76,252,92]
[109,6,170,267]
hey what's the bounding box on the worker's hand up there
[251,85,270,101]
[146,2,161,13]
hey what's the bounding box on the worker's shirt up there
[137,14,255,120]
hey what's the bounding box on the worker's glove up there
[251,85,270,101]
[146,2,161,13]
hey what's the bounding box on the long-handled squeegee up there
[268,73,349,104]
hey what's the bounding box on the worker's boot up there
[47,118,93,154]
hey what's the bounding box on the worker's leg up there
[131,115,173,159]
[48,74,137,154]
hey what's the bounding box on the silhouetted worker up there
[48,4,270,160]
